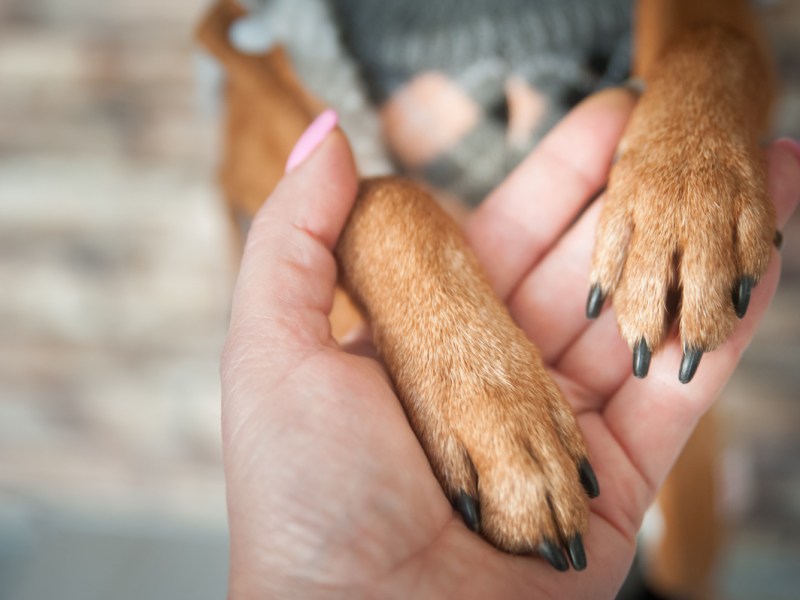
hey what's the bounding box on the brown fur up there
[593,20,775,353]
[337,177,589,549]
[197,0,775,579]
[196,0,323,219]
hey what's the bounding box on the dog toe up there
[592,133,775,381]
[588,190,633,319]
[420,374,593,568]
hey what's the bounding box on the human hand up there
[220,91,800,598]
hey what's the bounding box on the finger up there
[557,139,800,401]
[465,88,637,299]
[552,306,632,403]
[769,138,800,229]
[228,127,359,353]
[504,198,604,360]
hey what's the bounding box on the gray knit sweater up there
[230,0,633,204]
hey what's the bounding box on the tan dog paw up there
[587,27,776,382]
[337,177,597,569]
[404,320,596,569]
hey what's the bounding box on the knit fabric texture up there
[234,0,633,204]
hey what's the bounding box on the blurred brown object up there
[196,0,363,339]
[650,411,723,600]
[196,0,322,219]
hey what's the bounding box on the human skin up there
[220,90,800,599]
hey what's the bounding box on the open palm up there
[221,90,800,598]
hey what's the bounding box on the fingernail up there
[285,109,339,173]
[778,137,800,166]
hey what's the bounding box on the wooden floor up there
[0,1,798,598]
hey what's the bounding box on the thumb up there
[228,110,359,353]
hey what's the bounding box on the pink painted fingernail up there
[285,109,339,173]
[779,137,800,165]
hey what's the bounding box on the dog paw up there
[409,327,597,570]
[396,311,598,570]
[587,30,776,381]
[337,178,597,569]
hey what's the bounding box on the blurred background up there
[0,1,797,598]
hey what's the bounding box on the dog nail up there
[774,229,783,249]
[578,458,600,498]
[567,535,587,571]
[679,348,703,383]
[621,77,646,97]
[455,490,480,532]
[538,540,570,572]
[632,338,651,379]
[733,276,754,319]
[586,284,605,319]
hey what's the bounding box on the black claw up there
[578,458,600,499]
[632,338,652,379]
[455,490,480,532]
[733,276,755,319]
[679,348,703,384]
[567,535,587,571]
[586,284,605,319]
[538,539,569,572]
[774,229,783,249]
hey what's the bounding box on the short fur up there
[198,0,776,579]
[337,177,590,548]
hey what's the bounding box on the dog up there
[197,0,777,586]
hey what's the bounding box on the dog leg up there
[589,0,776,382]
[591,1,774,595]
[337,177,596,568]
